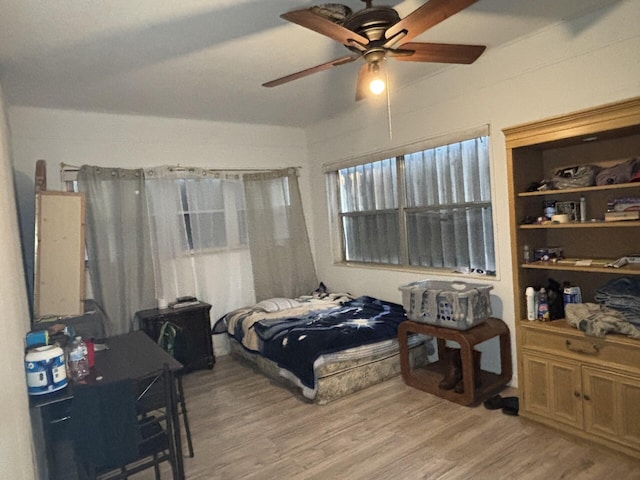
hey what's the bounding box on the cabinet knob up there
[583,394,591,401]
[574,391,581,398]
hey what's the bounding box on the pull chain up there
[386,66,392,140]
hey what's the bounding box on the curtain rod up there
[60,162,302,173]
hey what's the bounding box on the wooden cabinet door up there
[583,366,640,451]
[522,352,583,428]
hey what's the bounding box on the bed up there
[221,291,433,404]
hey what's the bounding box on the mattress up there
[222,293,434,403]
[229,333,432,404]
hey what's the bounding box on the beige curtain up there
[243,168,317,301]
[78,166,156,335]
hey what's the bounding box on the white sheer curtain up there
[144,166,255,322]
[336,135,494,273]
[77,166,156,335]
[243,168,317,301]
[339,158,400,264]
[404,136,494,272]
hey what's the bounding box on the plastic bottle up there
[537,288,550,321]
[543,200,556,220]
[580,196,587,222]
[526,287,536,320]
[523,245,530,264]
[68,336,90,381]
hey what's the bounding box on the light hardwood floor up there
[143,355,640,480]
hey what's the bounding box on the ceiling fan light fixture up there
[269,1,486,101]
[368,61,385,95]
[369,78,385,95]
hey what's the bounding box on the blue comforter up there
[252,296,407,389]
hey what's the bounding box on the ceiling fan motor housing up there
[343,6,400,43]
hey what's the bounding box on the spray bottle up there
[526,287,536,320]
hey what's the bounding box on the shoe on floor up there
[483,395,503,410]
[501,396,519,416]
[484,395,519,415]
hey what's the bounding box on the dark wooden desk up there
[31,331,184,479]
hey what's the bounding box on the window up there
[177,178,247,250]
[339,158,400,264]
[65,167,249,254]
[332,134,495,275]
[148,176,248,253]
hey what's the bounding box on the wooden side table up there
[398,317,512,406]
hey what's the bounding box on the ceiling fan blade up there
[385,0,479,45]
[282,9,369,47]
[262,55,358,88]
[390,42,485,64]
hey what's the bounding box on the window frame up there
[173,177,248,253]
[326,127,496,277]
[62,168,249,257]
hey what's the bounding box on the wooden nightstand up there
[398,317,512,406]
[136,302,215,372]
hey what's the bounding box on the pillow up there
[254,298,302,313]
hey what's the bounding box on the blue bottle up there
[537,288,550,321]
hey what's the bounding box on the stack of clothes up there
[594,277,640,325]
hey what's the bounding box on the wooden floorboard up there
[134,355,640,479]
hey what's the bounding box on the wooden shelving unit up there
[518,181,640,197]
[504,97,640,458]
[520,221,640,229]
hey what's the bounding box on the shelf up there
[518,182,640,197]
[506,97,640,457]
[518,319,640,347]
[520,221,640,229]
[521,260,640,275]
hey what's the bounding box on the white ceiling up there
[0,0,621,128]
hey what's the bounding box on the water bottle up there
[68,336,90,381]
[537,288,550,321]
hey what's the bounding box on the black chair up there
[153,321,195,457]
[176,373,194,458]
[139,369,194,458]
[71,364,184,480]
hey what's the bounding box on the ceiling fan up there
[263,0,485,101]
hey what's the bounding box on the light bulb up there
[368,60,385,95]
[369,78,385,95]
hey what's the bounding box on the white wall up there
[9,109,309,193]
[0,81,37,478]
[304,0,640,383]
[9,108,311,321]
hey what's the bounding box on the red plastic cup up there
[84,339,95,368]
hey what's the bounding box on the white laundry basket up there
[399,280,492,330]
